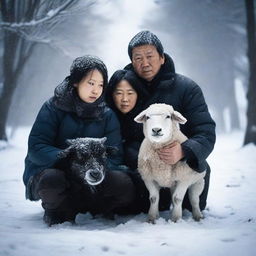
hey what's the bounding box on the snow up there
[0,128,255,256]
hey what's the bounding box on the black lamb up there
[58,137,116,186]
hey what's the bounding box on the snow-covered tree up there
[0,0,94,141]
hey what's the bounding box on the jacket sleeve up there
[180,81,216,172]
[27,101,62,167]
[104,109,124,169]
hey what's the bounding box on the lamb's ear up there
[134,110,147,123]
[99,137,107,144]
[66,139,77,146]
[57,145,74,159]
[172,111,187,124]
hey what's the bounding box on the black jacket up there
[107,53,216,172]
[23,79,123,200]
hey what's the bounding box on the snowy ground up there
[0,128,255,256]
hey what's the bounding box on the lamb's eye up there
[166,115,171,119]
[146,116,150,120]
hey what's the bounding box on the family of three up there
[23,31,216,226]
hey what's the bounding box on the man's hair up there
[128,30,164,60]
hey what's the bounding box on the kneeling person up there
[23,56,135,226]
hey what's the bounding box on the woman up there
[106,69,171,214]
[23,56,135,226]
[106,70,147,170]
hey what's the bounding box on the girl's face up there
[74,69,104,103]
[113,80,138,114]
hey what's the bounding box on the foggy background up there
[1,0,248,136]
[1,2,256,254]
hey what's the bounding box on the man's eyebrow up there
[133,52,143,56]
[133,50,154,56]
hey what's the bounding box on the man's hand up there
[157,141,184,165]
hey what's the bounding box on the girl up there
[23,56,135,226]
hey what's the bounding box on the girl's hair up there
[106,69,142,110]
[69,55,108,89]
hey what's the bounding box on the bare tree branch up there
[0,0,97,140]
[0,0,77,29]
[0,0,96,44]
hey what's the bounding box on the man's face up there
[131,45,165,82]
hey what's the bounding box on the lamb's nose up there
[152,128,162,134]
[90,170,101,180]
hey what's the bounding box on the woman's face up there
[113,80,138,114]
[74,69,103,103]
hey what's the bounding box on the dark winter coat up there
[23,81,123,200]
[106,71,148,169]
[107,53,216,172]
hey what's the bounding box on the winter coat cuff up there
[181,143,201,172]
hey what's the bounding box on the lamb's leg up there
[188,178,205,221]
[170,182,188,222]
[144,179,160,224]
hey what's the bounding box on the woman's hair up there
[106,69,142,110]
[53,56,108,118]
[69,55,108,89]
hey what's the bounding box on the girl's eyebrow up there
[89,78,103,83]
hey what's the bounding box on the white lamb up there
[134,103,206,223]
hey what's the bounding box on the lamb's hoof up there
[147,216,157,224]
[147,218,156,224]
[170,214,181,223]
[193,213,204,222]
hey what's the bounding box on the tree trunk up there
[0,0,82,141]
[244,0,256,145]
[0,28,35,140]
[0,31,19,140]
[229,83,240,130]
[0,77,17,140]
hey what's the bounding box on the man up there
[123,30,216,211]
